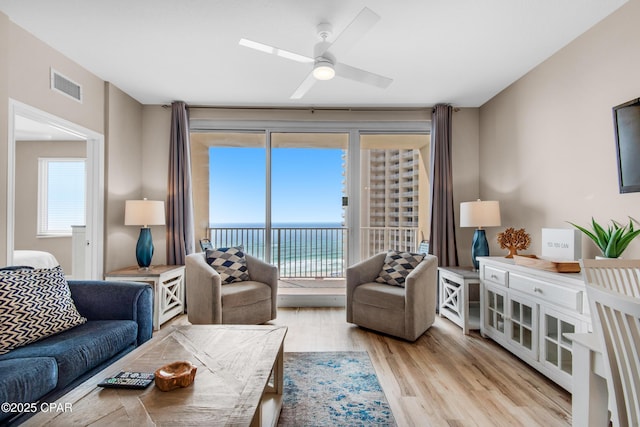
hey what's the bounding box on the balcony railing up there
[359,226,420,259]
[207,226,346,279]
[207,225,421,279]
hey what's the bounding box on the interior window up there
[38,158,86,236]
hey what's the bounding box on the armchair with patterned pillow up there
[185,247,278,325]
[346,251,438,341]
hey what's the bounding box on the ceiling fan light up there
[313,61,335,80]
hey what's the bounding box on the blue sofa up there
[0,280,153,425]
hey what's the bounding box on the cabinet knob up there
[491,274,498,280]
[533,287,542,293]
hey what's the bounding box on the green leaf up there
[568,217,640,257]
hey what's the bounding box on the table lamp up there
[125,199,166,269]
[460,199,501,270]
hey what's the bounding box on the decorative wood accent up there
[154,361,197,392]
[513,255,581,273]
[497,227,531,258]
[25,325,287,426]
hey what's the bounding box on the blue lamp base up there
[136,227,154,269]
[471,229,489,270]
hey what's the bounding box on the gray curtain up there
[167,101,195,265]
[428,104,458,267]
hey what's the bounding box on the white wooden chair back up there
[581,259,640,298]
[585,277,640,427]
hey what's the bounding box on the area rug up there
[278,351,396,426]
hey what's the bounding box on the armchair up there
[346,252,438,341]
[186,252,278,325]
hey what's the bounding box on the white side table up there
[105,265,185,331]
[438,266,480,334]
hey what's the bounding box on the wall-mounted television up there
[613,97,640,193]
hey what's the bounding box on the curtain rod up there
[160,104,452,112]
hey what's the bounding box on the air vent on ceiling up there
[50,69,83,103]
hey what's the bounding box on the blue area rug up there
[278,351,396,426]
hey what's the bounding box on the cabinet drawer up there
[509,273,582,312]
[483,265,508,286]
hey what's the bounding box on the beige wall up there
[14,140,86,272]
[479,0,640,260]
[141,105,172,266]
[104,83,144,272]
[0,13,9,264]
[0,14,147,272]
[8,24,104,133]
[452,108,481,266]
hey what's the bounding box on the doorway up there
[7,100,104,279]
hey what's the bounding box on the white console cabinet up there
[479,257,590,392]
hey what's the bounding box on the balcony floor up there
[278,279,345,305]
[279,278,345,288]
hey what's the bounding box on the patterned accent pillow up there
[0,266,87,355]
[206,246,251,284]
[375,250,425,287]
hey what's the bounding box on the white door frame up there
[7,99,105,278]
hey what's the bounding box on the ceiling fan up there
[239,7,393,99]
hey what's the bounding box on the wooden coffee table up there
[25,325,287,426]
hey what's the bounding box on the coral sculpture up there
[497,227,531,258]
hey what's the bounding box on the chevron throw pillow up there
[375,250,425,287]
[0,266,86,355]
[206,246,251,284]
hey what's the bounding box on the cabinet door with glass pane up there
[506,291,538,361]
[483,283,508,344]
[539,305,588,391]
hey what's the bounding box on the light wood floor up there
[167,308,572,427]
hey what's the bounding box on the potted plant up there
[568,217,640,258]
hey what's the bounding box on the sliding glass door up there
[359,134,430,259]
[271,133,348,279]
[191,131,267,258]
[191,131,349,280]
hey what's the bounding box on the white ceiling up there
[0,0,628,108]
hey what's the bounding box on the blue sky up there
[209,147,344,224]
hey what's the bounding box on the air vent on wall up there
[50,69,83,103]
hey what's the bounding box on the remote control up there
[98,371,155,389]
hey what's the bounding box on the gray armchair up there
[186,252,278,325]
[346,252,438,341]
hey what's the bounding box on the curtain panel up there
[167,101,196,265]
[428,104,458,267]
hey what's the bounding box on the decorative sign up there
[541,228,582,261]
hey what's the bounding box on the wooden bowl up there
[154,361,197,392]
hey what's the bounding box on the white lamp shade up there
[460,200,501,228]
[124,200,165,227]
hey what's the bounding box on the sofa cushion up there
[206,246,251,284]
[0,358,58,422]
[375,250,425,287]
[353,282,406,310]
[0,320,138,389]
[0,266,87,355]
[222,281,271,308]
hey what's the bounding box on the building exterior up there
[361,147,422,258]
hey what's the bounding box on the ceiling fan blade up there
[290,72,317,99]
[335,63,393,89]
[239,38,313,64]
[324,7,380,58]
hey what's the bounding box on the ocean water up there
[208,222,345,278]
